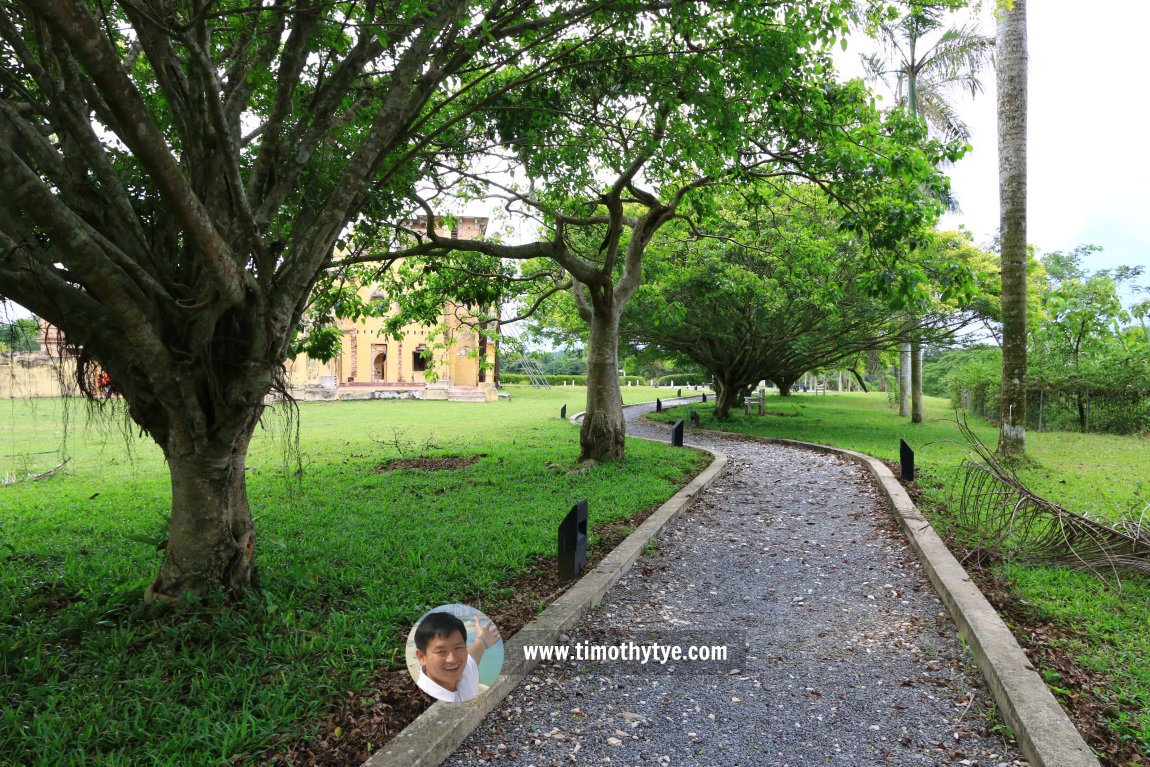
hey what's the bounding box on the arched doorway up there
[371,344,387,381]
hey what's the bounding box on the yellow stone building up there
[286,216,499,402]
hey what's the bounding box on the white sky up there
[837,1,1150,296]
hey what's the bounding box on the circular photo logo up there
[406,604,503,703]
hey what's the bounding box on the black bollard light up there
[656,398,662,413]
[671,419,685,447]
[701,393,707,403]
[558,500,588,580]
[899,439,915,481]
[677,388,682,397]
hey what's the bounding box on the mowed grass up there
[651,390,1150,755]
[0,386,706,766]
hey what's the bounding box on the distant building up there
[286,216,499,402]
[8,217,498,402]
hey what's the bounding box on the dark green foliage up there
[934,248,1150,434]
[617,183,977,417]
[654,374,712,387]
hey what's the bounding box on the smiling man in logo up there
[413,611,500,703]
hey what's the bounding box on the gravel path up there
[444,401,1025,767]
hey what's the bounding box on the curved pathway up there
[443,401,1024,766]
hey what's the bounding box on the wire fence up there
[956,383,1150,435]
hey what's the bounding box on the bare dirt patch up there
[374,455,485,473]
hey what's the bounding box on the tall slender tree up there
[862,4,994,422]
[996,0,1028,456]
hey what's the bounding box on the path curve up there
[442,401,1026,767]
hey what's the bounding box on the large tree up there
[861,3,994,422]
[620,184,976,419]
[0,0,704,600]
[996,0,1028,456]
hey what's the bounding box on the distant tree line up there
[929,246,1149,434]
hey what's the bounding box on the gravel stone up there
[444,401,1026,766]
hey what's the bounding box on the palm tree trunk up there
[996,0,1028,457]
[899,343,912,416]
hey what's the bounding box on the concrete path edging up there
[723,432,1100,767]
[362,418,727,767]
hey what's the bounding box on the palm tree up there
[996,0,1028,457]
[862,11,996,143]
[862,7,994,423]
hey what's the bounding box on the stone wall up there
[0,354,80,399]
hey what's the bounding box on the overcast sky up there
[838,1,1150,298]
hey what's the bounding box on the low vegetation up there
[651,390,1150,760]
[0,387,707,766]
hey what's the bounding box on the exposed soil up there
[374,455,484,473]
[261,497,665,766]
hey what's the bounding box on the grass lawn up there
[0,386,706,766]
[650,390,1150,760]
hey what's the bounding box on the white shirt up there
[417,654,480,702]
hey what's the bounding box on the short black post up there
[899,439,915,481]
[677,388,682,397]
[671,419,684,447]
[690,410,699,428]
[701,393,707,403]
[558,500,589,580]
[560,404,567,419]
[655,398,662,413]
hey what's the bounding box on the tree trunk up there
[713,376,757,419]
[145,409,261,602]
[996,0,1028,457]
[898,343,911,416]
[580,308,625,462]
[713,378,735,420]
[911,342,924,423]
